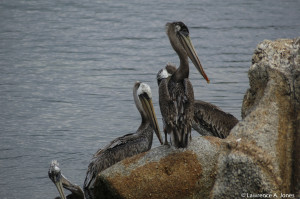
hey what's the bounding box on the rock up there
[239,37,300,195]
[91,38,300,199]
[212,37,300,198]
[91,137,223,199]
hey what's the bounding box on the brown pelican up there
[48,160,84,199]
[49,82,163,198]
[157,65,238,139]
[159,22,209,148]
[84,81,163,189]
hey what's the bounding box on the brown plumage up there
[158,22,210,148]
[84,81,163,189]
[158,72,195,147]
[193,100,238,138]
[158,64,238,139]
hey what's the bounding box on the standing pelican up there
[157,65,238,139]
[84,81,163,189]
[159,22,209,148]
[48,160,84,199]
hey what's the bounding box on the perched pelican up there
[49,82,163,198]
[84,81,163,189]
[48,160,84,199]
[157,65,238,139]
[159,22,209,148]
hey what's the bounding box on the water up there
[0,0,299,198]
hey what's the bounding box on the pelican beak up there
[54,176,67,199]
[179,33,210,83]
[139,94,163,145]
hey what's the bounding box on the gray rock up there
[90,38,300,199]
[91,137,223,199]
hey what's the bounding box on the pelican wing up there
[183,78,195,128]
[193,100,239,138]
[84,132,138,189]
[93,133,135,157]
[159,77,194,147]
[159,78,176,131]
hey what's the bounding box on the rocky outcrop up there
[91,38,300,199]
[239,38,300,196]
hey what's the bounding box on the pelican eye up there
[175,25,181,32]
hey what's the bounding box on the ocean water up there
[0,0,299,198]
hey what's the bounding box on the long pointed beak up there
[139,95,163,145]
[54,179,66,199]
[179,33,210,83]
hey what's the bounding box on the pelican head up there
[135,82,163,145]
[165,21,210,83]
[156,68,172,86]
[48,160,66,199]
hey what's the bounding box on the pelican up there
[84,81,163,189]
[159,21,210,148]
[49,82,163,198]
[48,160,84,199]
[157,65,238,139]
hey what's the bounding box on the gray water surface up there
[0,0,299,198]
